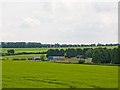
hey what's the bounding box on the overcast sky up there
[0,0,118,44]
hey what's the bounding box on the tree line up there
[47,47,120,64]
[1,42,119,48]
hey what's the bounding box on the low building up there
[33,56,41,60]
[28,56,41,60]
[76,55,83,58]
[48,56,65,60]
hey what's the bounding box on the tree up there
[92,48,101,63]
[47,49,65,57]
[82,48,90,59]
[40,54,46,61]
[92,48,110,63]
[66,49,77,58]
[85,48,93,58]
[7,49,15,55]
[103,48,111,63]
[47,49,54,57]
[76,48,83,55]
[59,49,65,56]
[111,48,120,64]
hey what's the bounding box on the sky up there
[0,0,119,44]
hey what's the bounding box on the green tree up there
[66,49,77,58]
[40,54,46,61]
[7,49,15,55]
[59,49,65,56]
[92,48,101,63]
[92,48,111,64]
[82,48,90,59]
[85,48,93,58]
[76,48,83,55]
[111,48,119,64]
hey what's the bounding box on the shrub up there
[40,54,46,61]
[78,59,85,64]
[13,58,19,60]
[21,58,26,60]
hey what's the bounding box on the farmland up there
[1,46,119,88]
[2,54,42,60]
[1,46,117,54]
[2,60,118,88]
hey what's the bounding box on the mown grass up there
[2,61,118,88]
[1,46,117,54]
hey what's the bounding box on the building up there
[33,56,41,60]
[28,56,41,60]
[76,55,83,58]
[48,56,65,60]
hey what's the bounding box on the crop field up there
[1,46,117,54]
[2,61,118,88]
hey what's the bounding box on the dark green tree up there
[76,48,83,55]
[66,49,77,58]
[82,48,90,59]
[59,49,65,56]
[92,48,101,63]
[111,47,119,64]
[7,49,15,55]
[92,48,111,63]
[85,48,93,58]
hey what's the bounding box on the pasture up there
[2,60,118,88]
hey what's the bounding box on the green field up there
[1,48,49,53]
[1,46,117,54]
[2,61,118,88]
[2,54,42,60]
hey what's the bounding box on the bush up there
[13,58,19,60]
[78,59,85,64]
[40,54,46,61]
[21,58,26,60]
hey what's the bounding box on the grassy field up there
[1,48,49,53]
[2,60,118,88]
[2,54,42,60]
[1,46,117,54]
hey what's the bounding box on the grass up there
[2,60,118,88]
[1,46,117,54]
[2,54,43,60]
[1,48,49,53]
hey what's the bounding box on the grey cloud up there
[2,1,118,44]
